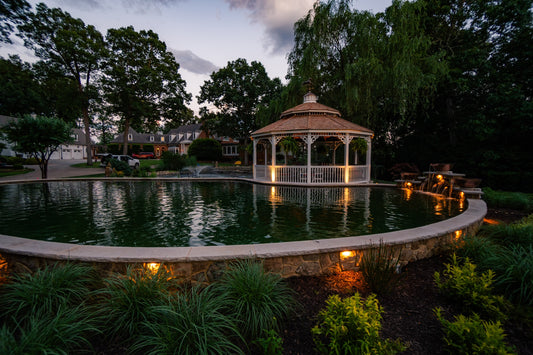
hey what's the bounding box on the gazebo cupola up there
[251,92,374,185]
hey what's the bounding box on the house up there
[110,123,241,160]
[0,115,95,160]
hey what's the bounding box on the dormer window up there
[72,134,79,141]
[161,137,165,142]
[128,134,133,141]
[150,136,154,142]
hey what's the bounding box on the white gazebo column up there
[306,134,312,183]
[270,135,277,182]
[344,133,350,183]
[252,138,257,179]
[365,136,372,182]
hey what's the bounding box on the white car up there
[111,155,140,169]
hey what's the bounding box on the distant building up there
[0,115,94,160]
[111,123,241,160]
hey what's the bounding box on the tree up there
[187,138,222,161]
[0,0,29,43]
[102,26,191,154]
[18,3,106,165]
[3,115,72,178]
[198,58,282,163]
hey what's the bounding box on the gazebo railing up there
[255,165,369,184]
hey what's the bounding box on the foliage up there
[108,158,132,176]
[198,58,282,140]
[279,136,300,155]
[435,308,515,355]
[312,293,406,355]
[350,138,367,155]
[213,259,296,341]
[18,2,106,164]
[0,0,30,44]
[96,266,176,344]
[482,188,533,212]
[3,115,72,179]
[161,151,186,171]
[187,138,222,161]
[132,285,244,355]
[434,254,507,321]
[360,241,402,295]
[253,328,284,355]
[0,262,96,321]
[103,26,191,154]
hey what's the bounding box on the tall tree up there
[18,3,105,165]
[3,115,72,178]
[102,26,191,154]
[198,58,282,157]
[0,0,29,43]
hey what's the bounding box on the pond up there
[0,181,466,247]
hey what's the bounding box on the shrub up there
[109,158,132,176]
[161,151,186,171]
[435,308,515,355]
[132,285,243,355]
[480,222,533,250]
[482,187,533,212]
[188,138,222,161]
[96,266,176,344]
[213,259,296,341]
[254,328,284,355]
[360,241,402,295]
[434,254,507,321]
[24,157,40,165]
[0,263,96,321]
[455,235,500,265]
[312,293,406,355]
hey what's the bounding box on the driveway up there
[0,159,104,182]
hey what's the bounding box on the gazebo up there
[251,92,374,185]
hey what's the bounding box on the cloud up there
[224,0,314,54]
[171,49,218,75]
[55,0,186,14]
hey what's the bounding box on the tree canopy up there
[0,0,29,43]
[102,26,191,154]
[3,115,72,178]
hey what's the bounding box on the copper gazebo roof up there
[251,92,373,137]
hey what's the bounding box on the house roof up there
[251,93,373,137]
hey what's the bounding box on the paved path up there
[0,159,104,182]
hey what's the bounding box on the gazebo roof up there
[251,92,373,137]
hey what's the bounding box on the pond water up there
[0,181,466,247]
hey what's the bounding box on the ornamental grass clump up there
[96,265,176,345]
[434,254,508,321]
[435,308,516,355]
[213,259,296,341]
[360,241,402,295]
[312,293,406,355]
[132,285,244,355]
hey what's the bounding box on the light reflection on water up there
[0,181,465,247]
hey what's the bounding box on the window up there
[161,137,165,142]
[72,134,79,141]
[128,134,133,141]
[150,136,154,142]
[223,145,238,156]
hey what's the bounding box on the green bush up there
[435,308,515,355]
[132,285,243,355]
[5,156,24,165]
[480,222,533,250]
[483,187,533,212]
[0,263,96,321]
[96,266,176,345]
[109,158,132,176]
[161,151,186,171]
[360,241,402,295]
[213,259,296,341]
[188,138,222,161]
[24,157,40,165]
[254,328,284,355]
[312,293,406,355]
[107,143,121,154]
[456,235,500,264]
[434,254,507,321]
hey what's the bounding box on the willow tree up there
[288,0,446,154]
[102,26,191,154]
[18,3,105,165]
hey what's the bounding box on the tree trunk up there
[83,107,93,165]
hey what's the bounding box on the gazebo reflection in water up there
[251,91,374,185]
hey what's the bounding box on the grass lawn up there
[0,168,34,177]
[71,162,101,168]
[140,159,162,169]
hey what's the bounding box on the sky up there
[1,0,393,115]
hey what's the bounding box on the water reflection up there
[0,181,465,247]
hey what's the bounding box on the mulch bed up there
[281,208,533,354]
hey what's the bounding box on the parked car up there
[132,152,155,159]
[98,154,140,169]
